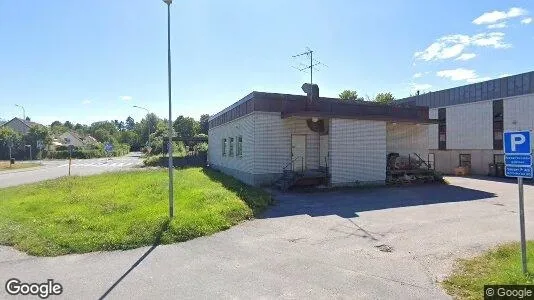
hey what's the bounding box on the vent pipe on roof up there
[302,83,319,111]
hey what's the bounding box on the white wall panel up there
[330,119,386,184]
[253,113,320,174]
[319,134,328,167]
[504,94,534,149]
[386,123,429,159]
[446,101,493,149]
[428,108,438,150]
[208,114,255,173]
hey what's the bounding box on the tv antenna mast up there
[292,48,326,84]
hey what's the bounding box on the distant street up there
[0,152,144,188]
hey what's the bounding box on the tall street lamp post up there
[15,104,26,120]
[163,0,174,218]
[133,105,151,150]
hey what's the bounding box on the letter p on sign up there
[511,134,526,152]
[504,131,531,154]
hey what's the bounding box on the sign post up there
[104,143,113,159]
[504,130,532,274]
[68,145,74,176]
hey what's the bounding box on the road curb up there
[0,166,43,175]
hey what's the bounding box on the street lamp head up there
[163,0,172,4]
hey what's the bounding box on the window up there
[229,137,234,157]
[459,154,471,168]
[438,108,446,150]
[222,138,227,156]
[494,154,504,164]
[493,100,503,150]
[236,135,243,157]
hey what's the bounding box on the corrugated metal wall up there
[398,71,534,108]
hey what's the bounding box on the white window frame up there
[236,135,243,157]
[229,137,234,157]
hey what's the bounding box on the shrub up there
[143,155,161,167]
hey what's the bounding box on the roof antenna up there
[292,47,326,84]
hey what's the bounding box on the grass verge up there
[442,241,534,300]
[0,168,271,256]
[0,161,40,171]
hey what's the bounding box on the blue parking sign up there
[504,130,532,179]
[504,131,531,154]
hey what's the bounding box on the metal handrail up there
[412,153,431,169]
[283,156,304,172]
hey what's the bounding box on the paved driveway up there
[1,177,533,299]
[0,152,144,188]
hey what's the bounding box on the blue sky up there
[1,0,533,125]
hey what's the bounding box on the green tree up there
[93,128,113,143]
[199,114,210,135]
[50,121,68,135]
[339,90,363,101]
[119,131,140,149]
[0,127,22,160]
[74,123,89,134]
[23,125,51,159]
[374,92,395,104]
[64,121,74,129]
[173,116,199,140]
[125,116,136,131]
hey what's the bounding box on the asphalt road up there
[0,152,144,188]
[1,177,533,299]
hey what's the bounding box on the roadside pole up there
[503,130,532,275]
[518,177,527,274]
[68,145,74,176]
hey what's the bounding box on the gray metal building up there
[397,71,534,175]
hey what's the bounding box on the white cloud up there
[437,68,477,81]
[120,96,133,101]
[471,32,511,48]
[487,22,507,29]
[521,17,532,24]
[414,32,510,61]
[413,72,423,78]
[455,53,477,61]
[82,99,92,105]
[410,83,432,93]
[436,68,492,84]
[473,7,528,25]
[499,73,511,78]
[466,76,492,83]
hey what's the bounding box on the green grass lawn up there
[0,161,41,171]
[0,168,271,256]
[443,241,534,299]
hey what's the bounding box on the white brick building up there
[397,71,534,176]
[208,85,434,187]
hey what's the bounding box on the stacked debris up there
[386,152,443,185]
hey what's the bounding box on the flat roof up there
[209,92,433,128]
[396,70,534,108]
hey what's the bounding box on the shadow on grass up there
[201,167,272,217]
[98,219,170,300]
